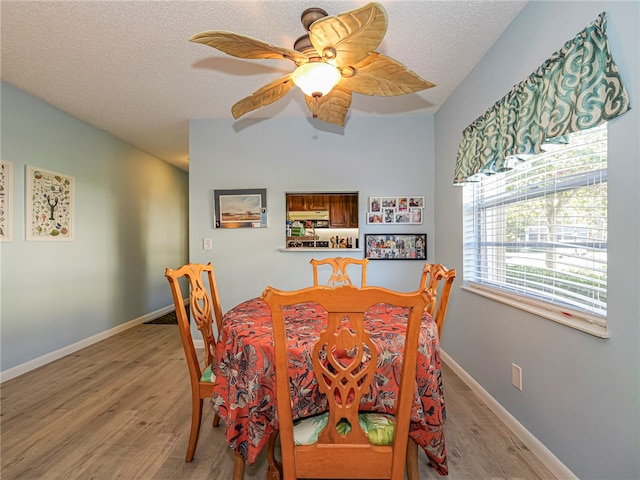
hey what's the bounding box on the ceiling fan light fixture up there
[191,3,434,126]
[291,61,341,97]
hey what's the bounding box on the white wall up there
[0,82,189,376]
[188,115,435,313]
[434,2,639,479]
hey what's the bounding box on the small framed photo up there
[381,197,396,208]
[383,208,395,223]
[364,233,427,260]
[395,211,410,223]
[409,196,424,208]
[213,188,267,228]
[410,208,422,224]
[367,212,383,224]
[369,197,381,212]
[26,165,75,241]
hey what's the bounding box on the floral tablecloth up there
[211,297,448,476]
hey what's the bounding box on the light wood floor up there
[1,324,556,479]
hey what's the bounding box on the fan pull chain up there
[311,94,320,118]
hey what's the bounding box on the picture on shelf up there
[364,233,427,260]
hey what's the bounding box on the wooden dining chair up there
[263,284,433,480]
[166,263,279,479]
[418,262,457,337]
[310,256,369,287]
[164,262,223,462]
[406,262,456,480]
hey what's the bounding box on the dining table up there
[210,295,449,476]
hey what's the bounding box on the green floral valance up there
[453,12,630,185]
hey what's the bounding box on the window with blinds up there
[463,123,608,333]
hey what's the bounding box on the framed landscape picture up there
[364,233,427,260]
[213,188,267,228]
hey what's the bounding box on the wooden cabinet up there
[287,195,329,211]
[330,194,358,228]
[286,193,359,228]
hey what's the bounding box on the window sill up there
[461,284,609,339]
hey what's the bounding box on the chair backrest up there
[263,284,432,480]
[310,256,369,287]
[419,262,456,337]
[165,263,223,385]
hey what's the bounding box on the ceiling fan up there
[190,2,435,126]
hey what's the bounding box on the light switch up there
[511,363,522,390]
[203,238,213,250]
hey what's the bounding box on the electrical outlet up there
[512,363,522,390]
[203,238,213,250]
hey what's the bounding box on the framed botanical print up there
[0,161,13,242]
[26,165,75,241]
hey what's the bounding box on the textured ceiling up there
[1,1,527,171]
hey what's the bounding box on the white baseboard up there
[441,350,577,480]
[0,304,176,383]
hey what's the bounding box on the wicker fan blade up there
[309,2,387,68]
[231,74,295,119]
[340,52,435,96]
[304,87,353,127]
[190,31,308,64]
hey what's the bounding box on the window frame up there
[462,125,609,338]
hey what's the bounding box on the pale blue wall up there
[434,2,639,479]
[0,82,189,373]
[188,115,435,312]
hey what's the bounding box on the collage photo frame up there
[367,196,424,224]
[364,233,427,260]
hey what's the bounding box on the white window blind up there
[463,124,608,329]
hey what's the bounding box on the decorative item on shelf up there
[367,196,424,224]
[291,220,306,237]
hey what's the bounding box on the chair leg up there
[406,437,419,480]
[212,412,220,427]
[185,396,203,462]
[265,430,281,480]
[233,451,246,480]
